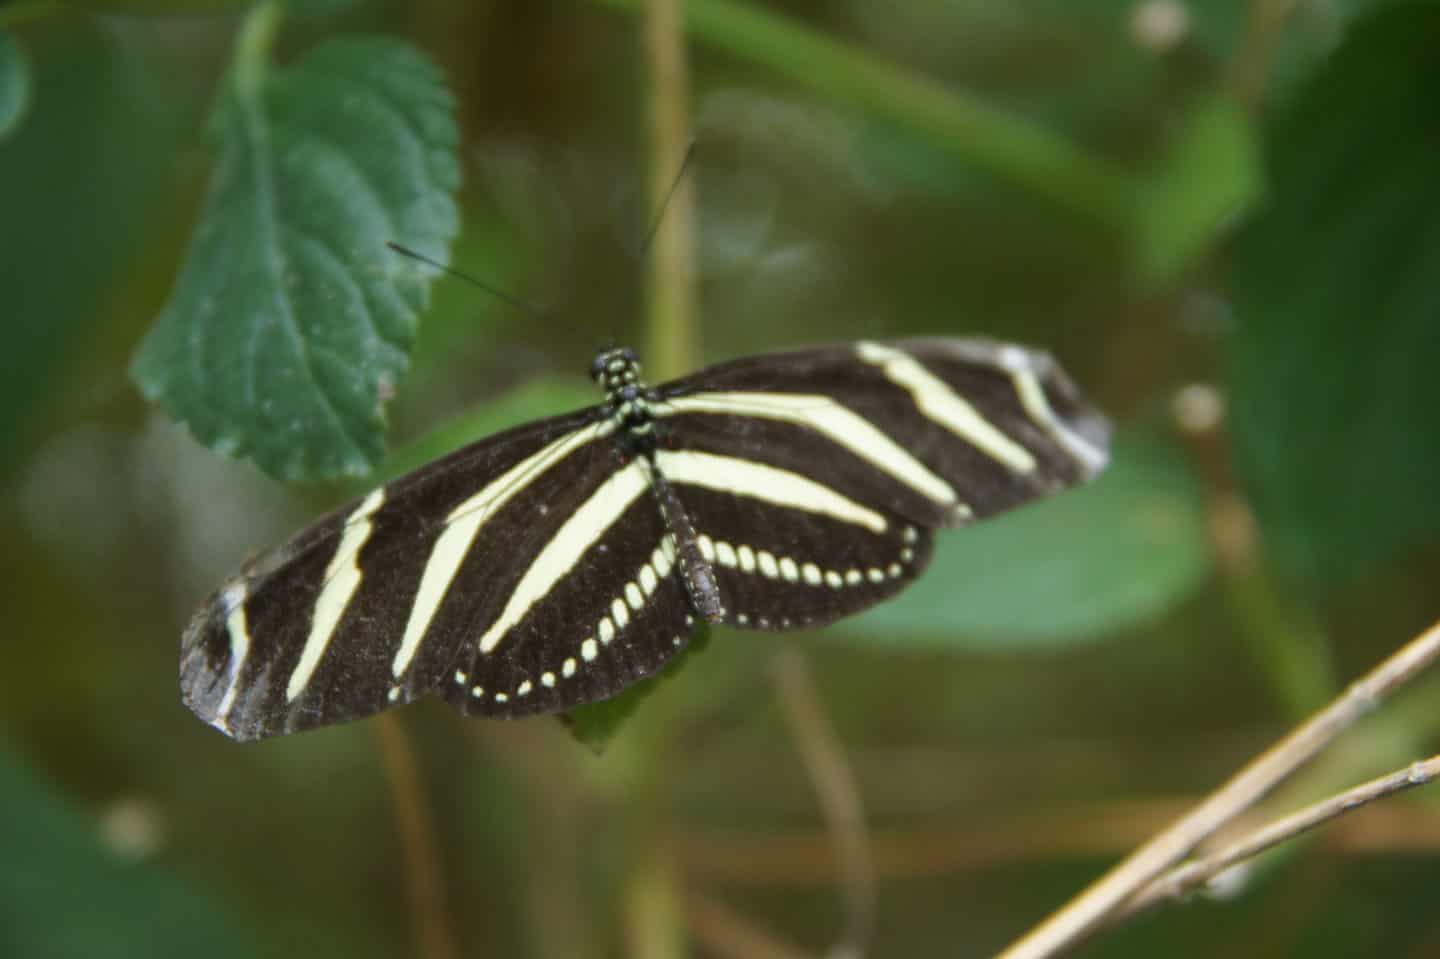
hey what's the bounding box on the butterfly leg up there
[642,456,725,623]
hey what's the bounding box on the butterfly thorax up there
[591,347,658,455]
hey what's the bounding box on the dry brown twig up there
[996,617,1440,959]
[1116,753,1440,922]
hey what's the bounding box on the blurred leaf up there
[1134,94,1262,282]
[1261,0,1412,104]
[0,753,254,959]
[1230,4,1440,589]
[0,31,31,139]
[131,19,460,481]
[845,436,1210,646]
[0,22,186,475]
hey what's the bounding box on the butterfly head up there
[590,346,642,392]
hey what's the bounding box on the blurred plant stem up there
[374,713,458,959]
[591,0,1135,229]
[1228,0,1298,110]
[626,842,689,959]
[1209,496,1335,718]
[642,0,699,380]
[771,649,874,957]
[617,1,696,957]
[232,0,282,99]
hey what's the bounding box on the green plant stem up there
[625,844,688,959]
[642,0,700,379]
[592,0,1135,228]
[1225,563,1335,719]
[609,2,698,956]
[232,0,283,99]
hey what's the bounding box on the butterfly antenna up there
[637,138,698,263]
[603,139,697,349]
[385,241,545,317]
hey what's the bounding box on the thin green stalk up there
[625,845,687,959]
[592,0,1135,227]
[1225,563,1335,720]
[615,3,696,957]
[232,0,284,100]
[642,0,700,379]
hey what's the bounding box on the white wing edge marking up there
[655,449,887,533]
[214,582,251,731]
[391,422,611,679]
[1009,367,1108,477]
[286,487,386,702]
[477,460,650,655]
[658,392,960,508]
[856,341,1036,474]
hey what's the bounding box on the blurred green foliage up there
[3,1,1438,957]
[0,754,255,959]
[0,31,32,138]
[1230,5,1440,592]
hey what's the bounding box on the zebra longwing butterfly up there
[181,338,1109,741]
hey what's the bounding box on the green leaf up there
[131,22,460,481]
[844,435,1211,647]
[0,753,254,958]
[0,31,31,140]
[1229,5,1440,589]
[1134,94,1263,283]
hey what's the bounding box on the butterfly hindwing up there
[668,480,935,630]
[438,468,696,717]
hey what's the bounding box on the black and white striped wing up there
[650,338,1109,629]
[179,408,684,740]
[437,458,699,718]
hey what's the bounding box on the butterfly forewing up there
[656,338,1108,525]
[180,408,610,741]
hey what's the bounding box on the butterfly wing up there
[436,457,699,718]
[181,407,622,740]
[650,337,1109,629]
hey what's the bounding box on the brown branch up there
[685,891,818,959]
[372,713,458,959]
[1227,0,1299,111]
[996,617,1440,959]
[1118,754,1440,921]
[674,797,1440,888]
[771,648,876,957]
